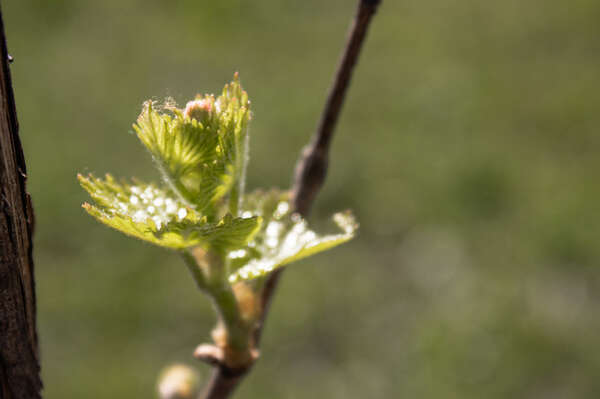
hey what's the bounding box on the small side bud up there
[157,364,200,399]
[211,322,228,348]
[232,282,260,322]
[194,344,224,366]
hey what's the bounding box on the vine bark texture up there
[0,2,42,398]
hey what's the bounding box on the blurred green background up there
[5,0,600,397]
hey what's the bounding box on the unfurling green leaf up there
[132,74,250,216]
[79,174,260,250]
[227,190,358,283]
[133,100,231,214]
[165,213,262,253]
[78,74,357,290]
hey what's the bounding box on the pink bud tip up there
[183,99,212,122]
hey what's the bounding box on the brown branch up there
[199,0,382,398]
[258,0,381,342]
[199,365,249,399]
[291,0,382,217]
[0,2,42,399]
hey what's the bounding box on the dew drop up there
[152,216,163,229]
[153,197,164,207]
[132,210,147,222]
[228,249,247,259]
[266,221,282,237]
[304,231,317,242]
[274,201,289,218]
[166,199,177,214]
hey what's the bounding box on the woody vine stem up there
[202,1,382,398]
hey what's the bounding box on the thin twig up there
[291,0,382,217]
[200,1,381,397]
[259,0,382,342]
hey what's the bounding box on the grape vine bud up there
[157,364,200,399]
[183,97,213,124]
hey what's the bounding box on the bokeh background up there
[5,0,600,397]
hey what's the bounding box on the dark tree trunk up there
[0,2,42,398]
